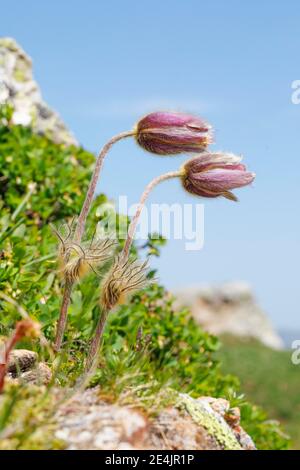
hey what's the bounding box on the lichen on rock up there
[175,393,242,450]
[52,387,255,450]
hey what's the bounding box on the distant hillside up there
[218,336,300,449]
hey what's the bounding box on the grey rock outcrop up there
[54,388,255,450]
[0,37,77,146]
[5,348,52,385]
[174,281,283,349]
[7,349,37,374]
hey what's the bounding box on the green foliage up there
[239,402,290,450]
[0,103,13,126]
[140,233,167,258]
[0,112,290,449]
[0,116,94,221]
[218,336,299,449]
[100,285,234,397]
[0,383,64,450]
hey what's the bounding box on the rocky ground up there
[6,349,52,385]
[54,389,256,450]
[4,349,256,451]
[53,387,255,450]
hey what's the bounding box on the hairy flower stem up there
[85,308,109,371]
[54,131,135,352]
[75,131,136,242]
[121,170,183,260]
[54,279,73,352]
[86,170,183,370]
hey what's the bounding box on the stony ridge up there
[0,37,77,146]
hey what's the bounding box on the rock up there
[174,393,253,450]
[7,349,37,375]
[174,281,283,350]
[5,348,52,385]
[54,387,255,450]
[150,406,223,450]
[193,396,255,450]
[55,388,148,450]
[0,37,77,146]
[20,362,52,385]
[224,407,241,427]
[197,396,230,417]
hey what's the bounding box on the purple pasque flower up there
[136,111,212,155]
[182,152,255,201]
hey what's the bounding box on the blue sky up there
[1,0,300,329]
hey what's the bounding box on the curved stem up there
[54,279,73,352]
[54,130,135,352]
[85,308,109,371]
[75,130,136,242]
[85,169,182,370]
[122,170,183,260]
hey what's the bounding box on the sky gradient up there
[1,0,299,329]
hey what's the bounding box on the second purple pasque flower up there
[182,152,255,201]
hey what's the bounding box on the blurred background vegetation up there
[218,336,300,449]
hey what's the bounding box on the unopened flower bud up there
[181,152,255,201]
[136,111,212,155]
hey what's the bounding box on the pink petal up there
[184,152,243,173]
[191,168,255,192]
